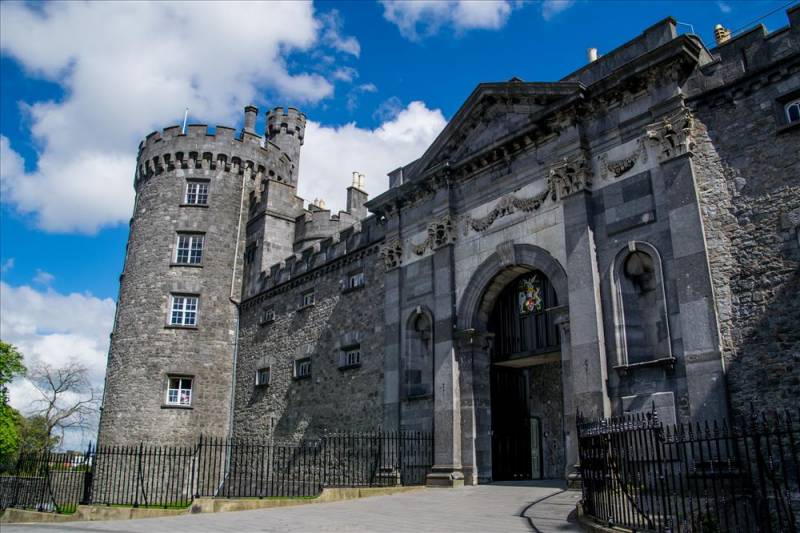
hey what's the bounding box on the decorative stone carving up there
[547,153,593,200]
[646,109,695,163]
[379,239,403,270]
[412,214,457,256]
[463,190,549,234]
[598,138,648,180]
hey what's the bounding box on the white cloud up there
[717,1,732,14]
[0,258,13,274]
[381,0,514,40]
[298,101,447,211]
[1,281,116,450]
[320,9,361,57]
[332,66,359,83]
[0,1,357,234]
[32,269,55,286]
[541,0,575,21]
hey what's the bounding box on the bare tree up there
[27,362,100,449]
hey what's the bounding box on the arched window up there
[786,100,800,124]
[612,243,672,366]
[488,271,560,361]
[405,311,433,398]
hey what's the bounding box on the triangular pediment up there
[412,81,583,177]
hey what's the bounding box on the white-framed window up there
[786,99,800,124]
[166,376,193,406]
[301,290,315,308]
[347,270,365,290]
[175,233,204,264]
[170,295,198,326]
[260,306,275,324]
[341,346,361,368]
[185,181,209,205]
[294,357,312,379]
[255,367,270,386]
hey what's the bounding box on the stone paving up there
[3,482,583,532]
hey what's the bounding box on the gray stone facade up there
[99,8,799,486]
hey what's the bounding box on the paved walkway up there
[4,482,583,533]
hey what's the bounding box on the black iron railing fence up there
[0,430,432,513]
[577,407,799,533]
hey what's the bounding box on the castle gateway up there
[99,11,800,485]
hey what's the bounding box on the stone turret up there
[267,107,306,185]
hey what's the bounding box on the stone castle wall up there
[690,34,800,416]
[233,221,386,442]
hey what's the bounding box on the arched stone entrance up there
[456,243,573,484]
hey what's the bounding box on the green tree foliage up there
[0,403,23,466]
[17,414,59,454]
[0,341,26,465]
[0,340,26,405]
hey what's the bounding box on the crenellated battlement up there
[293,204,359,252]
[687,5,800,106]
[135,122,295,188]
[245,214,384,301]
[266,107,307,143]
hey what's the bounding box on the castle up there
[98,10,800,485]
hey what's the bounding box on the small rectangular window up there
[170,295,198,326]
[260,306,275,324]
[255,367,270,386]
[341,346,361,368]
[185,181,209,205]
[301,290,315,308]
[166,376,193,406]
[175,233,204,264]
[294,358,312,379]
[348,270,365,290]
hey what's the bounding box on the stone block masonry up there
[233,241,386,442]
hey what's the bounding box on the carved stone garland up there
[463,190,549,234]
[646,109,695,163]
[598,138,648,180]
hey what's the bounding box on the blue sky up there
[0,0,796,448]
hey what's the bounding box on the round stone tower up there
[98,106,299,447]
[266,107,306,185]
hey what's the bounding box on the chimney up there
[347,172,369,219]
[243,105,258,134]
[587,48,598,62]
[714,24,731,45]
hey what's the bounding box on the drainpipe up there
[227,164,248,441]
